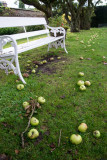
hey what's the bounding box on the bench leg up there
[15,57,26,84]
[47,44,50,52]
[63,39,68,54]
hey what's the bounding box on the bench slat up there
[10,29,49,40]
[0,17,47,28]
[0,36,64,57]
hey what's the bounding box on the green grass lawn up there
[0,28,107,160]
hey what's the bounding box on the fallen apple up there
[70,134,82,144]
[38,96,46,104]
[27,60,31,63]
[35,65,38,68]
[57,57,61,59]
[23,101,29,109]
[84,81,91,86]
[78,72,84,77]
[77,80,84,86]
[80,57,84,60]
[32,69,36,73]
[30,117,39,126]
[26,64,30,67]
[17,84,24,90]
[80,85,86,91]
[42,60,47,64]
[93,130,101,138]
[50,57,54,61]
[78,123,88,132]
[28,129,39,139]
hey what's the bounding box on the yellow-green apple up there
[78,72,84,77]
[23,101,29,109]
[70,134,82,144]
[93,130,101,138]
[32,69,36,73]
[80,85,86,91]
[57,57,61,59]
[84,81,91,86]
[35,65,38,68]
[17,84,24,90]
[27,129,39,139]
[42,60,47,64]
[30,117,39,126]
[38,96,46,104]
[50,57,54,61]
[27,60,31,63]
[80,57,84,60]
[78,123,88,132]
[77,80,84,86]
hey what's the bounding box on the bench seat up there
[0,35,64,58]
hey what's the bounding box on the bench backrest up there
[0,17,47,28]
[0,17,49,41]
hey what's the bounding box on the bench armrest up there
[46,25,65,37]
[0,35,18,56]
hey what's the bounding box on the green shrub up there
[26,25,44,32]
[0,27,19,35]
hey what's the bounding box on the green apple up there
[80,57,84,60]
[57,56,61,59]
[17,84,24,90]
[42,60,47,64]
[26,64,30,67]
[78,123,88,132]
[30,117,39,126]
[93,130,101,138]
[84,81,91,86]
[77,80,84,86]
[80,85,86,91]
[27,60,31,63]
[50,57,54,61]
[78,72,84,77]
[23,101,29,109]
[70,134,82,145]
[38,96,46,104]
[35,65,38,68]
[32,69,36,73]
[28,129,39,139]
[80,40,84,44]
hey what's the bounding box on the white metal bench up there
[0,17,68,84]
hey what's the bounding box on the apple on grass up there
[30,117,39,126]
[78,72,84,77]
[42,60,47,64]
[28,129,39,139]
[50,57,54,61]
[57,56,61,60]
[32,69,36,73]
[23,101,29,109]
[17,84,24,90]
[80,85,86,91]
[77,80,84,86]
[38,96,46,104]
[78,123,88,132]
[70,134,82,145]
[84,81,91,86]
[93,130,100,138]
[80,57,84,60]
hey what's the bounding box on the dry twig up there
[58,129,62,147]
[21,99,37,148]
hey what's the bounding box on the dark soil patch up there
[26,53,67,75]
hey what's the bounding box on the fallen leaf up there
[15,149,20,154]
[23,73,29,78]
[50,143,56,149]
[0,154,8,160]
